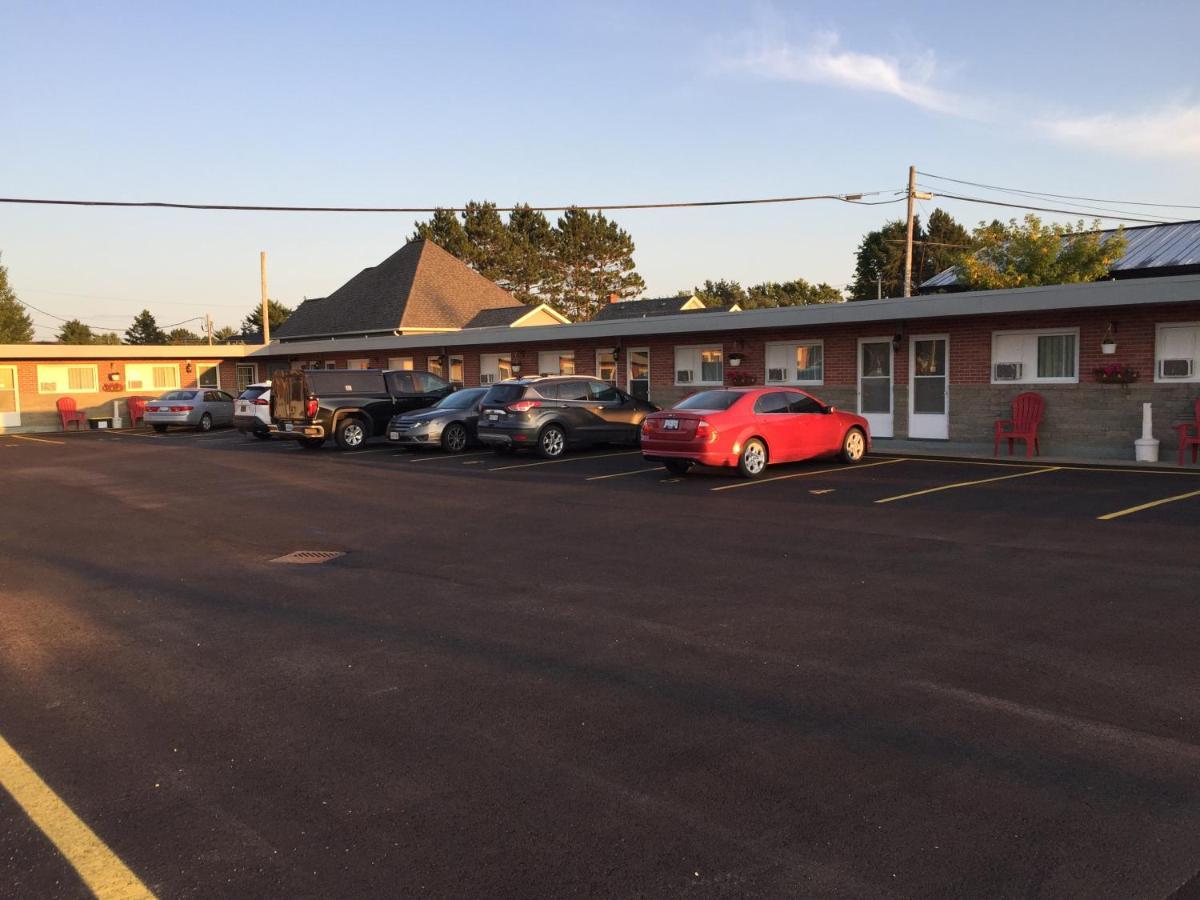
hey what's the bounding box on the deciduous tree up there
[0,254,34,343]
[57,319,95,343]
[958,215,1127,290]
[167,328,201,344]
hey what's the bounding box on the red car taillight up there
[507,400,542,412]
[169,405,193,412]
[305,398,319,418]
[695,419,719,443]
[145,405,159,412]
[252,398,269,406]
[641,418,658,434]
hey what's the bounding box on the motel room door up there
[909,335,949,439]
[857,338,893,438]
[0,366,19,429]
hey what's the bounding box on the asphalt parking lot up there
[2,427,1200,898]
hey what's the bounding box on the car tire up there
[840,427,867,464]
[537,424,567,459]
[198,413,213,432]
[737,438,768,479]
[441,422,468,454]
[334,416,369,451]
[664,459,692,476]
[299,437,325,450]
[253,430,271,441]
[152,423,168,433]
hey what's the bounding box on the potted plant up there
[1101,323,1117,355]
[1093,363,1138,385]
[727,351,746,368]
[726,369,756,386]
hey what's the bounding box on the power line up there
[925,191,1169,225]
[919,171,1200,212]
[918,184,1181,225]
[0,191,903,214]
[17,298,206,332]
[20,287,247,309]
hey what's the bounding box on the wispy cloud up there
[1039,104,1200,160]
[722,29,960,115]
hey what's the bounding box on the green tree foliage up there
[213,325,239,342]
[548,208,645,321]
[848,209,974,300]
[958,215,1127,290]
[412,208,472,260]
[690,277,841,309]
[0,254,34,343]
[93,332,122,345]
[57,319,95,343]
[504,205,556,302]
[241,299,293,334]
[167,327,201,344]
[124,309,167,344]
[692,279,747,307]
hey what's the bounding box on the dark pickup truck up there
[269,368,455,450]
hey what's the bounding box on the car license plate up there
[488,414,498,422]
[389,432,399,440]
[664,418,679,430]
[285,423,294,432]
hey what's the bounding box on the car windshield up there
[161,391,198,401]
[673,390,743,411]
[437,388,487,409]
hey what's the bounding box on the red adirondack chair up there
[1175,399,1200,466]
[994,391,1044,458]
[56,397,88,431]
[126,396,146,427]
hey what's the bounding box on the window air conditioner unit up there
[1160,358,1194,378]
[994,362,1023,381]
[39,382,56,393]
[480,373,495,384]
[676,370,693,383]
[767,367,786,382]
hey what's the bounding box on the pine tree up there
[504,205,555,303]
[124,309,167,344]
[547,208,644,321]
[93,332,122,345]
[462,201,514,285]
[213,325,239,342]
[411,208,472,260]
[167,328,200,344]
[57,319,95,344]
[241,300,292,334]
[0,254,34,343]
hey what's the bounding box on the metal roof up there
[920,220,1200,290]
[253,273,1200,359]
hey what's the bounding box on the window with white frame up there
[675,346,723,385]
[124,364,180,392]
[235,364,257,392]
[765,341,824,384]
[448,354,464,384]
[197,363,220,388]
[387,357,413,371]
[1156,323,1199,382]
[991,330,1078,384]
[596,348,617,384]
[427,355,444,378]
[479,353,512,384]
[537,350,575,375]
[36,364,99,394]
[347,358,371,370]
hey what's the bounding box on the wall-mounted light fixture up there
[892,333,903,352]
[185,360,193,373]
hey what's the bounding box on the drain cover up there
[270,550,345,565]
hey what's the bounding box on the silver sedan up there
[144,389,235,433]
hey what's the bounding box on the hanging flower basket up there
[727,351,746,368]
[1093,363,1138,385]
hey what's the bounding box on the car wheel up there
[537,425,567,459]
[198,413,213,432]
[335,416,368,451]
[737,438,768,478]
[152,423,168,433]
[664,459,692,476]
[840,427,867,464]
[253,430,271,441]
[441,422,468,454]
[299,437,325,450]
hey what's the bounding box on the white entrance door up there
[0,366,19,428]
[857,338,893,438]
[627,348,650,400]
[909,335,949,439]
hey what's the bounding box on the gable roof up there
[463,303,571,328]
[591,294,709,322]
[920,219,1200,292]
[275,240,523,340]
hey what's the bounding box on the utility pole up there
[260,251,270,345]
[903,165,934,298]
[205,313,213,345]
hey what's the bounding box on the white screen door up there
[909,335,949,439]
[857,338,893,438]
[0,366,19,428]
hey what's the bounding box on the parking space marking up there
[711,457,907,492]
[586,466,665,481]
[111,430,163,439]
[874,454,1200,477]
[0,732,154,899]
[10,434,65,445]
[488,450,641,472]
[403,451,491,462]
[1097,487,1200,521]
[875,465,1061,504]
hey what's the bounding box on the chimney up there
[608,292,620,304]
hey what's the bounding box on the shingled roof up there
[275,240,524,341]
[591,294,708,322]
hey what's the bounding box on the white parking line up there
[403,451,491,462]
[711,457,906,492]
[489,450,641,472]
[586,466,665,481]
[9,434,65,445]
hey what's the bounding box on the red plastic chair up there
[994,392,1044,458]
[1174,400,1200,466]
[126,396,146,427]
[57,397,88,431]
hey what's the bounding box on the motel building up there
[3,237,1200,461]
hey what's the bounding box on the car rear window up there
[482,384,528,405]
[674,390,743,411]
[162,390,198,401]
[237,387,267,401]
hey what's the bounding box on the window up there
[674,346,723,385]
[587,380,622,402]
[754,392,790,414]
[674,390,742,411]
[411,372,449,393]
[427,355,444,378]
[785,392,825,414]
[124,364,179,392]
[538,350,575,375]
[448,355,464,384]
[597,348,618,384]
[197,363,220,389]
[765,342,824,384]
[991,330,1078,384]
[556,381,590,401]
[235,364,257,392]
[347,358,371,370]
[1156,323,1199,382]
[36,364,99,394]
[387,357,413,371]
[479,353,512,385]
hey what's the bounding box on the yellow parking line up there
[404,451,491,462]
[489,450,640,472]
[1097,487,1200,521]
[0,732,154,899]
[586,466,665,481]
[875,465,1061,504]
[10,434,65,445]
[712,457,907,492]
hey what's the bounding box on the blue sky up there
[3,0,1199,339]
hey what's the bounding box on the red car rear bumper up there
[641,439,736,467]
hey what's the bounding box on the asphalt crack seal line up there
[0,732,155,898]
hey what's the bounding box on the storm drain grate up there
[270,550,345,565]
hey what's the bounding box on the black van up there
[476,376,658,458]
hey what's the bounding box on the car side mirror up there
[826,405,836,414]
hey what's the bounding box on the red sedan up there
[641,387,871,478]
